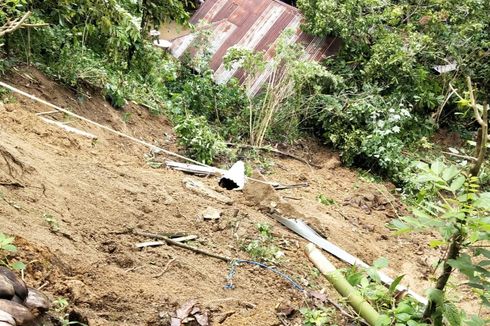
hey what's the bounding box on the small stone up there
[201,207,221,220]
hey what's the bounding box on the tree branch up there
[0,11,32,37]
[467,77,484,125]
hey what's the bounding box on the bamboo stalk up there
[305,243,381,326]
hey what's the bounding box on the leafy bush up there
[313,89,433,185]
[174,115,228,164]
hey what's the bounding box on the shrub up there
[174,115,228,164]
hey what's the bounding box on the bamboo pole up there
[305,243,381,326]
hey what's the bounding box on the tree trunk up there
[423,234,462,322]
[469,103,488,177]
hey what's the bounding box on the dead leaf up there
[176,300,197,319]
[194,312,209,326]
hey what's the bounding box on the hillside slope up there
[0,67,477,325]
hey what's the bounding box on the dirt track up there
[0,67,480,325]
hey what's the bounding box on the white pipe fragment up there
[39,117,97,139]
[219,160,245,190]
[135,235,198,248]
[271,213,428,306]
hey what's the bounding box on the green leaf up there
[448,254,475,278]
[367,267,381,283]
[375,314,391,326]
[1,244,17,252]
[443,303,462,326]
[430,160,444,175]
[427,288,444,305]
[388,274,405,294]
[474,248,490,259]
[373,257,389,269]
[450,175,466,192]
[464,314,487,326]
[442,165,459,181]
[388,219,411,233]
[429,239,446,248]
[474,192,490,209]
[10,261,26,270]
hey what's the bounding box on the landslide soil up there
[0,67,482,325]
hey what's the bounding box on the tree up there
[391,85,489,324]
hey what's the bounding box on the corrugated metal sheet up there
[169,0,340,94]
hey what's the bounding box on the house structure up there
[167,0,340,94]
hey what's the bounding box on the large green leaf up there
[442,165,459,181]
[474,192,490,209]
[448,254,475,278]
[450,175,466,192]
[431,160,445,175]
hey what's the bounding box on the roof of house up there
[169,0,340,94]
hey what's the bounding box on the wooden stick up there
[273,182,309,190]
[226,142,319,169]
[133,230,232,262]
[305,243,381,326]
[153,258,176,278]
[441,151,477,161]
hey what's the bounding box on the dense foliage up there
[298,0,490,186]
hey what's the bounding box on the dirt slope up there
[0,67,479,325]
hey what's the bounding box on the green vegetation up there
[0,232,26,271]
[1,1,489,324]
[300,306,338,326]
[298,0,490,187]
[390,160,489,324]
[53,297,88,326]
[243,223,283,264]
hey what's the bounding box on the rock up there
[0,268,27,301]
[201,207,221,220]
[0,275,14,300]
[0,310,15,325]
[0,299,34,325]
[24,287,50,311]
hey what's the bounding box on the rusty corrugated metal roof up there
[170,0,339,94]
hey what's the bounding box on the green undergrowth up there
[1,1,487,191]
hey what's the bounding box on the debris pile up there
[0,267,50,325]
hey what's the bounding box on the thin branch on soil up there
[226,142,320,169]
[276,314,291,326]
[132,230,232,262]
[37,282,49,291]
[273,183,309,190]
[125,266,144,273]
[0,182,24,188]
[282,196,302,201]
[203,297,257,309]
[153,257,176,278]
[442,151,477,161]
